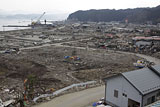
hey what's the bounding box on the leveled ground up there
[0,45,139,101]
[0,23,148,104]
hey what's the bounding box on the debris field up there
[1,21,159,105]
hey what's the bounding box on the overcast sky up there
[0,0,160,14]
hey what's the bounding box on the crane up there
[31,12,46,25]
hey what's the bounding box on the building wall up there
[143,90,160,106]
[105,76,142,107]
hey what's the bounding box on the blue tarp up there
[64,56,70,59]
[92,102,97,107]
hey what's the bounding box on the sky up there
[0,0,160,14]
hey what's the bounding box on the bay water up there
[0,19,31,31]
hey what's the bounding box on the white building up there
[104,65,160,107]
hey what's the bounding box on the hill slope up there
[67,5,160,24]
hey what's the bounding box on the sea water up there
[0,19,31,31]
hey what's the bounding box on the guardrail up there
[33,81,96,102]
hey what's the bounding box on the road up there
[20,37,94,51]
[34,86,105,107]
[118,51,160,65]
[136,53,160,65]
[0,38,94,54]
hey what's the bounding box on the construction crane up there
[31,12,46,25]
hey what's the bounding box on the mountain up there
[2,14,68,20]
[0,11,68,21]
[67,5,160,24]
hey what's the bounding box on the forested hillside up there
[67,5,160,24]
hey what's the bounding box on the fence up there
[33,81,96,102]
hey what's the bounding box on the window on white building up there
[114,90,118,98]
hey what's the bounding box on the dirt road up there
[0,38,92,53]
[34,86,105,107]
[117,51,160,65]
[135,53,160,65]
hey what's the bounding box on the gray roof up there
[152,65,160,75]
[122,65,160,95]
